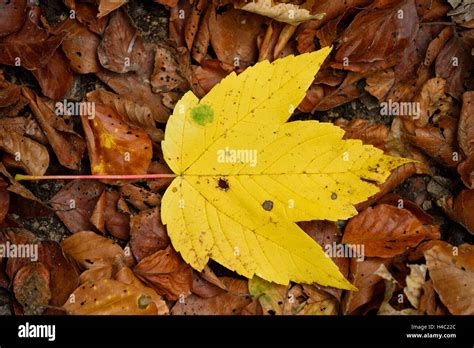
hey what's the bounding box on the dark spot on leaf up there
[262,200,273,211]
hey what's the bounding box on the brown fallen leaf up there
[151,45,189,93]
[115,266,169,314]
[191,265,227,298]
[74,2,108,35]
[403,263,427,309]
[81,104,152,176]
[299,284,339,315]
[98,0,128,18]
[91,190,130,240]
[13,262,51,315]
[97,9,149,74]
[86,89,164,142]
[0,163,41,204]
[0,0,26,38]
[79,260,114,285]
[208,6,264,68]
[0,178,9,225]
[248,276,289,315]
[31,49,73,100]
[0,115,47,145]
[412,77,452,128]
[335,118,389,150]
[364,69,395,101]
[343,204,440,258]
[134,245,193,301]
[0,128,49,176]
[64,279,158,315]
[0,7,62,70]
[342,257,392,315]
[332,0,419,73]
[453,189,474,235]
[424,242,474,315]
[22,87,86,170]
[119,184,162,210]
[53,18,101,74]
[50,180,105,233]
[61,231,125,269]
[171,277,253,315]
[191,59,229,97]
[130,207,169,262]
[0,72,21,108]
[458,91,474,187]
[418,279,449,315]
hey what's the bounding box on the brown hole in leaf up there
[217,178,229,192]
[262,200,273,211]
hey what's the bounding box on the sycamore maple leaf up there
[161,46,412,290]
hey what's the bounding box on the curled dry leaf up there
[343,204,440,258]
[91,190,130,240]
[171,277,253,315]
[453,189,474,235]
[0,7,62,70]
[61,231,125,269]
[64,279,158,315]
[458,91,474,187]
[22,87,86,170]
[191,265,227,298]
[130,207,169,262]
[0,178,9,225]
[0,73,21,108]
[424,242,474,315]
[0,116,47,144]
[235,0,324,25]
[13,262,51,315]
[412,77,452,128]
[332,0,419,73]
[299,284,339,315]
[119,184,162,210]
[98,0,128,18]
[134,245,193,301]
[87,89,164,142]
[81,104,153,176]
[248,276,289,315]
[364,69,395,101]
[191,59,229,96]
[74,2,108,35]
[0,0,26,38]
[151,45,188,93]
[335,118,389,150]
[403,264,427,309]
[208,7,264,68]
[342,258,392,315]
[0,129,49,176]
[50,180,104,233]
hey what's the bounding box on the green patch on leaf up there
[191,104,214,126]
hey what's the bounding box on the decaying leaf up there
[403,264,427,309]
[13,262,51,315]
[161,47,412,288]
[235,0,325,25]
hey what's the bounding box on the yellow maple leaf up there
[161,46,412,290]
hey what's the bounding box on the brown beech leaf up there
[61,231,125,269]
[0,162,41,203]
[38,241,80,307]
[81,104,153,176]
[50,180,104,233]
[0,178,9,225]
[458,91,474,187]
[342,258,392,315]
[86,89,164,142]
[97,9,148,74]
[343,204,440,257]
[332,0,419,73]
[75,2,108,35]
[0,129,49,175]
[53,18,101,74]
[119,183,161,210]
[453,189,474,235]
[0,115,47,144]
[0,72,21,107]
[208,7,264,68]
[0,0,26,38]
[424,242,474,315]
[64,279,158,315]
[13,262,51,315]
[96,69,170,123]
[31,49,73,100]
[3,228,40,281]
[151,45,188,93]
[98,0,128,18]
[171,277,253,315]
[115,266,169,314]
[79,260,114,284]
[412,77,452,128]
[364,69,395,101]
[134,245,193,301]
[130,207,170,262]
[418,279,449,315]
[191,59,229,97]
[335,118,389,150]
[0,7,63,70]
[22,87,86,170]
[191,265,227,298]
[91,190,130,240]
[435,35,473,99]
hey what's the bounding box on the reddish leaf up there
[0,71,21,108]
[134,245,193,301]
[0,0,26,38]
[343,204,440,257]
[335,118,389,150]
[453,189,474,235]
[13,262,51,315]
[97,0,128,18]
[91,190,130,240]
[458,91,474,187]
[50,180,105,233]
[130,207,170,262]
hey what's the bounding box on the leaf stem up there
[15,174,177,181]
